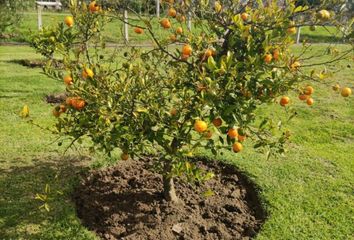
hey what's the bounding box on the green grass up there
[5,10,195,43]
[0,45,353,239]
[1,10,343,44]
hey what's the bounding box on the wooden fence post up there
[123,9,129,43]
[156,0,160,18]
[37,5,43,30]
[296,27,301,44]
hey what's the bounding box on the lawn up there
[1,10,344,44]
[0,45,353,239]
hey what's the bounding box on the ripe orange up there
[341,87,352,97]
[71,98,86,110]
[212,118,222,127]
[204,49,214,58]
[273,49,280,61]
[89,1,100,13]
[241,13,249,21]
[66,97,73,106]
[298,94,308,101]
[227,128,238,139]
[63,75,73,85]
[306,98,314,106]
[304,86,314,95]
[280,96,290,106]
[121,153,129,161]
[134,27,144,34]
[264,54,272,64]
[64,16,74,27]
[176,27,183,35]
[232,142,243,153]
[82,68,94,78]
[160,18,171,29]
[182,44,192,56]
[168,8,177,18]
[194,120,208,133]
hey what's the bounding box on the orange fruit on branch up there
[194,120,208,133]
[71,98,86,110]
[64,16,74,27]
[176,27,183,35]
[241,13,249,21]
[89,1,100,13]
[304,86,314,95]
[182,44,192,56]
[63,75,73,85]
[306,98,314,106]
[272,49,280,61]
[168,8,177,18]
[212,118,222,127]
[134,27,144,34]
[227,128,238,139]
[232,142,243,153]
[204,49,214,58]
[160,18,171,29]
[82,68,94,78]
[280,96,290,106]
[264,53,272,64]
[298,94,308,101]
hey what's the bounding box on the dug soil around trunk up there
[73,158,266,240]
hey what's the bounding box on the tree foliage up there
[31,0,353,203]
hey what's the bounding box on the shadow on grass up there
[0,155,95,239]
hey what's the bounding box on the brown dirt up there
[73,158,266,240]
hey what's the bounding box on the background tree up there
[0,0,32,35]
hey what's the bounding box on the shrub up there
[31,0,353,203]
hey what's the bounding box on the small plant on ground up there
[30,0,353,203]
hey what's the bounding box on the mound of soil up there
[73,158,266,240]
[8,59,63,68]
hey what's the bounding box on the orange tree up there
[31,0,353,203]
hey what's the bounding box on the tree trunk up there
[163,173,179,203]
[162,137,180,203]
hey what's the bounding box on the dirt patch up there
[8,59,63,68]
[45,93,67,104]
[73,158,266,240]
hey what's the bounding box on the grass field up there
[0,45,353,239]
[1,10,344,44]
